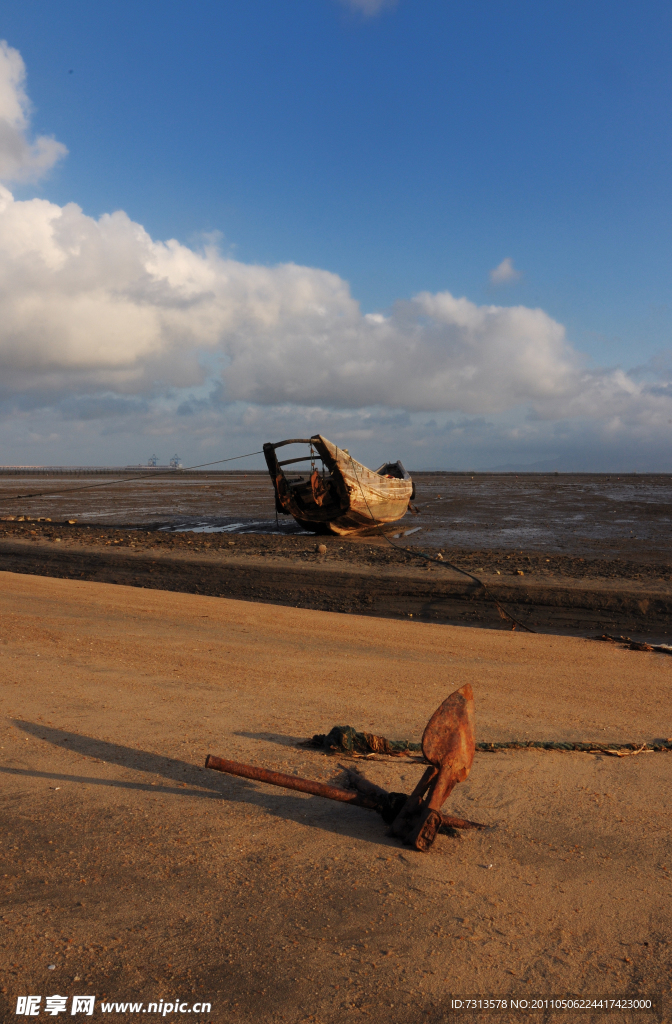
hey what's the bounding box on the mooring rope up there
[306,726,672,757]
[345,453,535,633]
[476,740,668,754]
[0,450,264,504]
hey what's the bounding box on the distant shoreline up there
[0,466,668,478]
[0,466,267,476]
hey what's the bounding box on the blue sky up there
[0,0,670,469]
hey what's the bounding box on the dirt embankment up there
[1,521,671,639]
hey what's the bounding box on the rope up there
[307,725,422,755]
[345,453,535,633]
[476,740,668,754]
[0,450,264,504]
[306,726,672,757]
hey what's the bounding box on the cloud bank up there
[0,41,67,182]
[0,184,668,432]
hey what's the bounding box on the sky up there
[0,0,670,471]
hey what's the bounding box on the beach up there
[2,5,671,1021]
[1,572,671,1023]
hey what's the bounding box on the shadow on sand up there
[6,720,399,848]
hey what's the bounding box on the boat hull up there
[264,435,414,536]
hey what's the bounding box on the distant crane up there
[147,454,159,467]
[169,454,183,469]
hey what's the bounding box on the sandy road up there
[1,571,671,1023]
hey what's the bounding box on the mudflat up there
[0,471,670,560]
[1,572,671,1023]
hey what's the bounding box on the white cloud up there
[0,185,569,414]
[339,0,397,16]
[489,257,522,285]
[0,40,67,183]
[0,183,670,456]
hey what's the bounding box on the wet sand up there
[1,573,670,1023]
[0,471,670,559]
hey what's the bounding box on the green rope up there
[476,740,670,752]
[306,727,672,756]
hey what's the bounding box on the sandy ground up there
[1,572,671,1024]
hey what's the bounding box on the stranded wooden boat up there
[263,434,415,536]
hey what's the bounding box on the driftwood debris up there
[593,634,672,655]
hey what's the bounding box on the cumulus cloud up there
[0,183,670,454]
[0,185,568,414]
[0,41,67,183]
[489,257,522,285]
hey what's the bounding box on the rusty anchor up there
[388,682,476,851]
[205,683,486,852]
